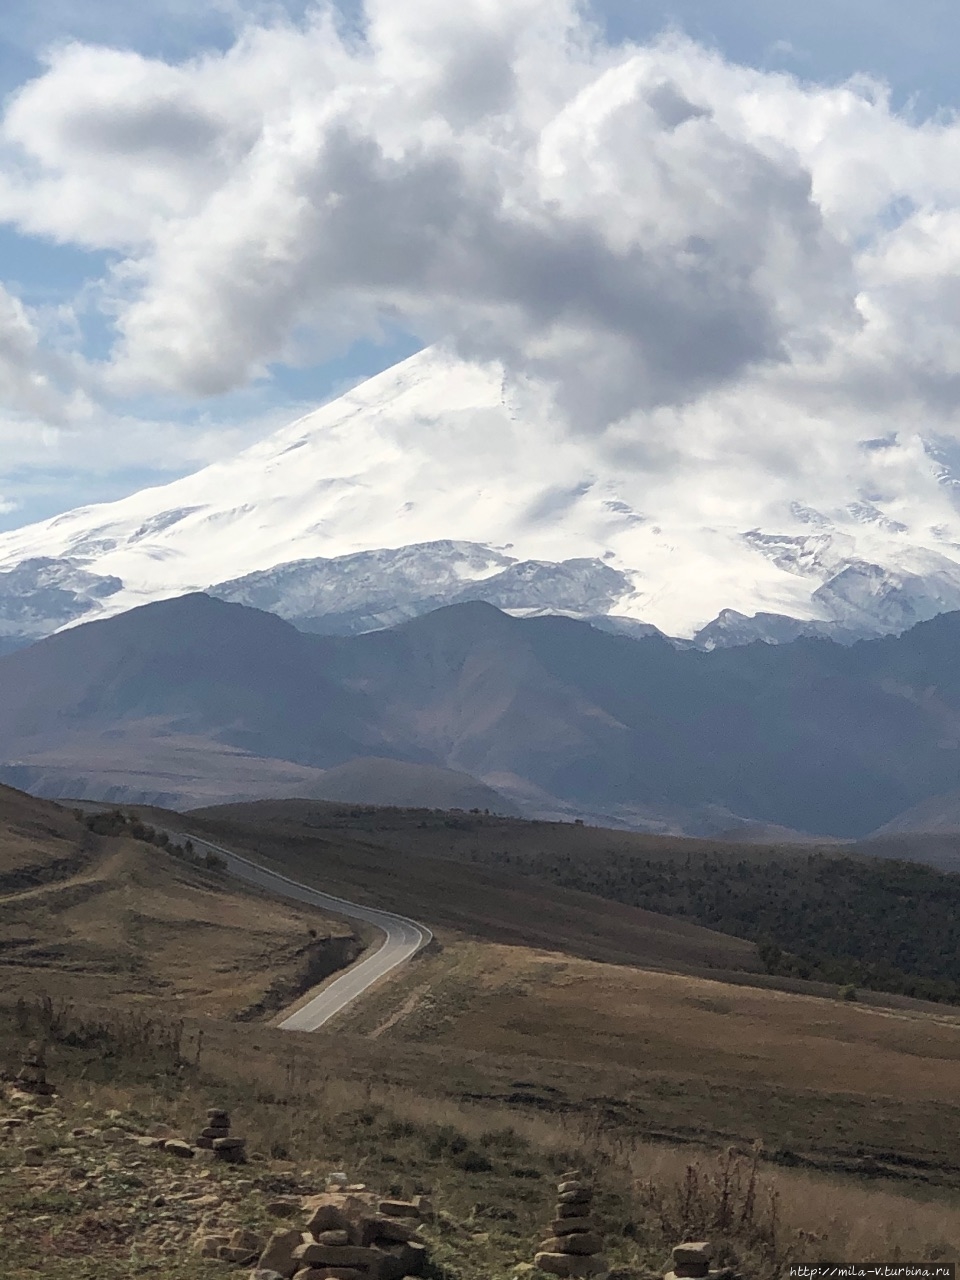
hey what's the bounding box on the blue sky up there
[1,0,959,532]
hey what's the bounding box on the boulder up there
[23,1147,43,1167]
[258,1227,303,1278]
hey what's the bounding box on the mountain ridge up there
[3,592,960,837]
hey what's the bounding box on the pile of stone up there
[254,1186,431,1279]
[664,1242,732,1280]
[533,1171,608,1278]
[12,1043,56,1101]
[196,1107,246,1164]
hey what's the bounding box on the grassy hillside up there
[5,989,960,1279]
[5,785,960,1269]
[192,801,960,1004]
[0,787,366,1019]
[183,802,761,976]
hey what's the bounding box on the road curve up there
[70,801,432,1028]
[162,829,433,1032]
[80,808,430,1029]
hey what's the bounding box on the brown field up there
[4,786,960,1272]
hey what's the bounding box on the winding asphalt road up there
[170,831,433,1031]
[73,802,432,1032]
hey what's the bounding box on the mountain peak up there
[3,349,960,646]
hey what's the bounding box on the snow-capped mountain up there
[4,345,960,646]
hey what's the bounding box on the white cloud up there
[3,0,960,492]
[0,284,71,420]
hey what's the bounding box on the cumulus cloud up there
[0,285,70,420]
[3,0,960,458]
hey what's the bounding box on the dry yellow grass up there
[0,789,363,1018]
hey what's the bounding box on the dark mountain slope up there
[3,595,960,835]
[0,593,376,766]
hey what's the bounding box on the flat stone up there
[673,1243,713,1267]
[378,1199,420,1219]
[163,1139,195,1158]
[668,1268,711,1280]
[556,1190,592,1206]
[201,1125,231,1139]
[550,1217,594,1236]
[251,1271,288,1280]
[23,1147,43,1167]
[221,1244,261,1264]
[555,1192,593,1213]
[534,1253,608,1277]
[293,1242,383,1266]
[266,1199,300,1218]
[314,1229,351,1247]
[362,1216,421,1245]
[213,1136,247,1162]
[538,1233,603,1256]
[293,1270,366,1280]
[258,1227,302,1278]
[556,1181,587,1196]
[207,1108,230,1122]
[559,1169,582,1181]
[303,1196,361,1236]
[194,1232,229,1258]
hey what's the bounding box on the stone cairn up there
[13,1042,56,1101]
[533,1169,608,1278]
[665,1241,732,1280]
[253,1184,432,1279]
[196,1106,247,1164]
